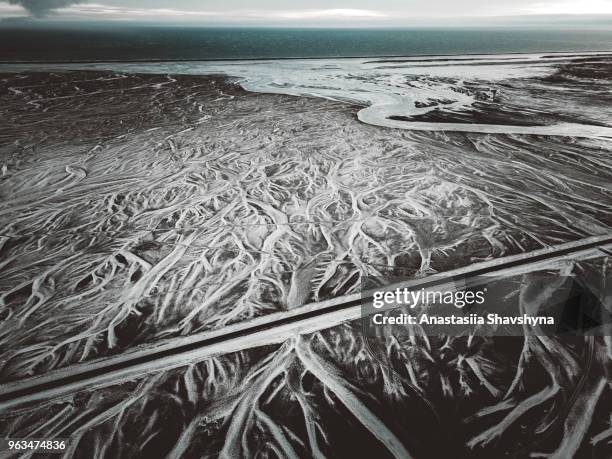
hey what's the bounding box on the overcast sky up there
[1,0,612,24]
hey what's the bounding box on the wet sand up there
[1,64,611,381]
[0,58,612,458]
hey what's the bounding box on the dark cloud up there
[8,0,84,17]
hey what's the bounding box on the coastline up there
[1,48,612,64]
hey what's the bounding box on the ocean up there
[2,24,612,62]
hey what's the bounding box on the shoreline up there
[2,49,612,66]
[0,49,610,65]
